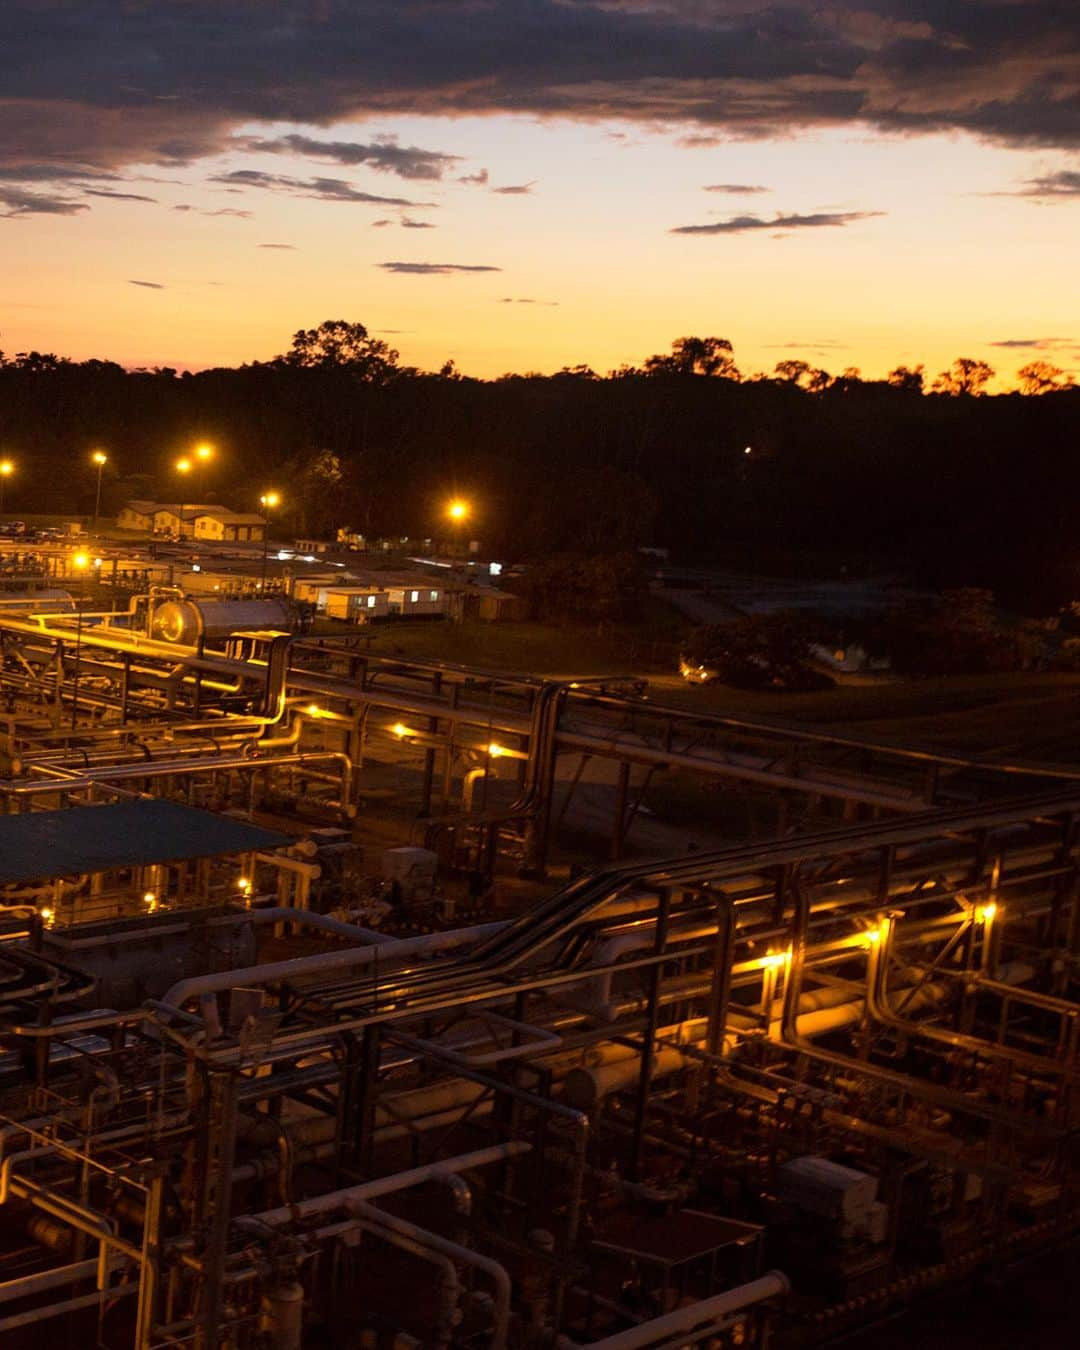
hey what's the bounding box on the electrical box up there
[382,846,438,904]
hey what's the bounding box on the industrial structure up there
[0,569,1075,1348]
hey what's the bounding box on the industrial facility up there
[0,546,1075,1350]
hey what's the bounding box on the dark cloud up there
[84,188,156,202]
[458,169,490,186]
[128,279,165,290]
[0,185,87,217]
[671,210,884,235]
[492,182,536,195]
[400,216,435,228]
[378,261,502,275]
[258,242,296,250]
[703,183,769,194]
[499,297,559,306]
[210,169,425,207]
[1,2,1074,184]
[1009,169,1080,198]
[990,336,1075,349]
[174,204,253,217]
[677,133,728,148]
[0,164,115,182]
[241,132,459,180]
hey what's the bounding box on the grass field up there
[356,615,1080,763]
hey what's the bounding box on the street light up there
[0,460,13,517]
[91,450,107,530]
[446,498,470,557]
[70,551,90,729]
[175,457,192,540]
[259,491,281,591]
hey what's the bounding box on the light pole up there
[69,551,89,729]
[0,460,13,518]
[446,498,470,556]
[259,491,280,591]
[194,441,214,503]
[174,457,192,540]
[91,450,107,530]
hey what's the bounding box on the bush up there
[681,611,834,690]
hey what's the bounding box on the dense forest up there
[0,322,1077,610]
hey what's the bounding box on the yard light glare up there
[391,722,413,740]
[976,901,999,924]
[72,551,89,569]
[91,450,107,467]
[447,499,469,522]
[175,458,191,474]
[260,491,280,509]
[195,442,214,462]
[759,949,792,970]
[143,891,158,913]
[487,742,506,758]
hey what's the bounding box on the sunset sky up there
[2,2,1077,385]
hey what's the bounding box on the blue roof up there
[0,800,290,884]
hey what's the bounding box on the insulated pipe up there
[345,1214,461,1350]
[214,907,394,946]
[251,1140,531,1227]
[564,1271,790,1349]
[351,1201,513,1350]
[159,921,509,1012]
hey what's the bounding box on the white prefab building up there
[192,512,266,543]
[291,574,348,611]
[324,587,391,622]
[118,500,157,531]
[385,583,447,617]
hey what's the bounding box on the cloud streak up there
[210,169,426,207]
[241,132,460,180]
[1010,169,1080,198]
[128,279,165,290]
[703,183,769,195]
[84,188,156,202]
[0,185,87,217]
[378,261,501,275]
[671,210,883,235]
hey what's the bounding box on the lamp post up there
[91,450,107,530]
[69,551,89,729]
[0,460,13,518]
[259,491,280,591]
[446,498,470,557]
[193,441,214,504]
[174,457,192,540]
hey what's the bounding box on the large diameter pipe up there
[252,1140,531,1227]
[352,1201,513,1350]
[160,921,509,1011]
[566,1271,790,1349]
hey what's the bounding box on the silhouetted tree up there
[933,357,995,396]
[645,337,738,379]
[1017,361,1070,395]
[887,364,925,393]
[278,320,399,382]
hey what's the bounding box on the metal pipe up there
[159,921,509,1012]
[251,1140,531,1227]
[564,1271,790,1349]
[352,1201,513,1350]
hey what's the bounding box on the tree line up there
[0,321,1077,610]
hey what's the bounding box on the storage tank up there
[151,596,297,645]
[0,589,76,615]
